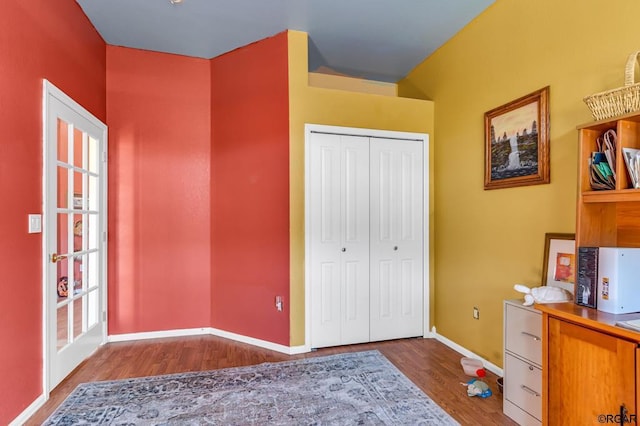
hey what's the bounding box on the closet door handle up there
[521,331,541,341]
[341,248,346,252]
[393,246,398,251]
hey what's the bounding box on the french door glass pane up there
[88,289,99,328]
[73,213,83,251]
[73,171,84,210]
[88,214,98,251]
[73,255,84,294]
[57,167,69,209]
[87,251,99,289]
[73,297,83,340]
[57,305,69,350]
[73,128,84,169]
[89,176,98,211]
[56,214,71,258]
[56,257,69,301]
[57,119,69,164]
[88,136,99,174]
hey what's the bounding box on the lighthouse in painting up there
[489,103,539,181]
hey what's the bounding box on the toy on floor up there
[462,378,492,398]
[460,357,491,397]
[460,357,486,377]
[514,283,572,306]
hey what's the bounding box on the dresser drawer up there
[504,353,542,421]
[505,303,541,365]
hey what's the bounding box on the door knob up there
[51,253,68,263]
[341,248,346,252]
[393,246,398,251]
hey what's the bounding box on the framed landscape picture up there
[484,86,550,190]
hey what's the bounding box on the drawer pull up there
[521,331,541,341]
[521,384,540,397]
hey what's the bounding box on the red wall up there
[106,46,212,334]
[1,7,291,420]
[0,3,105,424]
[210,32,290,345]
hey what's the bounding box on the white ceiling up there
[76,0,494,83]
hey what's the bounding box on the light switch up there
[28,214,42,233]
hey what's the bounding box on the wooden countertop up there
[535,302,640,343]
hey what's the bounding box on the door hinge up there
[102,152,107,163]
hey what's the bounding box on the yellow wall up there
[399,0,640,366]
[287,30,434,346]
[308,72,397,96]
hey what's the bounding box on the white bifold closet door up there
[369,138,423,341]
[309,133,371,348]
[309,131,423,348]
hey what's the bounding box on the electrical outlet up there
[473,307,479,320]
[275,296,283,312]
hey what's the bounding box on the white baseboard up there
[208,327,308,355]
[107,327,211,343]
[108,327,310,356]
[10,394,46,426]
[431,326,503,377]
[422,328,435,338]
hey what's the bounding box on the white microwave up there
[597,247,640,314]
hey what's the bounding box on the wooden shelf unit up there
[536,112,640,424]
[576,113,640,248]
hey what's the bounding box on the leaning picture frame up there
[484,86,550,190]
[541,232,575,294]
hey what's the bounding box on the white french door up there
[43,81,107,391]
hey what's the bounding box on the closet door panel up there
[310,133,369,347]
[310,134,342,347]
[370,138,423,341]
[339,136,370,344]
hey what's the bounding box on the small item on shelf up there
[589,129,617,190]
[597,129,617,178]
[622,147,640,188]
[576,247,598,308]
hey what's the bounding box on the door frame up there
[41,80,108,397]
[304,124,430,350]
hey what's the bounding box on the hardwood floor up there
[26,336,517,425]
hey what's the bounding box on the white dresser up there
[503,299,542,425]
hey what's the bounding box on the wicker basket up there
[584,51,640,121]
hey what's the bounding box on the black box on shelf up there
[576,247,598,308]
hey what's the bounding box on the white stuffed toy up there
[514,284,572,306]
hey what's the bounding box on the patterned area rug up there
[44,350,458,425]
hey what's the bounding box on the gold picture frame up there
[484,86,550,190]
[541,232,575,294]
